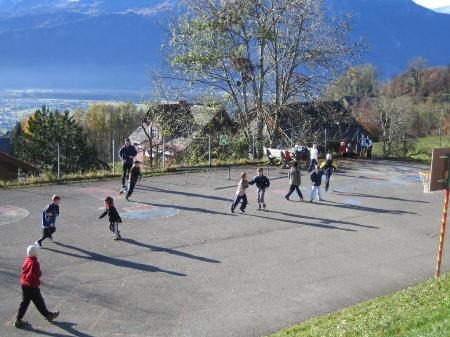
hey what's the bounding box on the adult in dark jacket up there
[119,138,137,191]
[15,245,59,328]
[285,161,303,201]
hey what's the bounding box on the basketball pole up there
[435,187,449,278]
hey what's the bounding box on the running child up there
[231,172,249,213]
[285,161,303,201]
[15,245,59,328]
[99,197,122,240]
[320,153,337,192]
[309,163,324,202]
[125,160,142,201]
[249,168,270,210]
[35,195,61,247]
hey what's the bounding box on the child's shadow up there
[21,321,94,337]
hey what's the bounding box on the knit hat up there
[27,245,39,257]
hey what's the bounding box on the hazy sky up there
[413,0,450,9]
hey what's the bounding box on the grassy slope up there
[373,135,450,162]
[267,273,450,337]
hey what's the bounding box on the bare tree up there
[374,95,413,158]
[166,0,359,157]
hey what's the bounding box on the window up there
[150,127,160,140]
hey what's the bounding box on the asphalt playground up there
[0,159,448,337]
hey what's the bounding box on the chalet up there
[0,151,39,181]
[250,100,367,148]
[128,102,237,163]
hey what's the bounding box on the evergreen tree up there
[20,106,98,173]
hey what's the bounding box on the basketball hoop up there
[419,171,432,193]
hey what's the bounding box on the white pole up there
[325,128,327,154]
[57,143,60,180]
[112,139,115,174]
[252,133,255,161]
[208,135,211,167]
[162,136,166,171]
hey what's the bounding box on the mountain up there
[328,0,450,77]
[0,0,173,91]
[0,0,450,91]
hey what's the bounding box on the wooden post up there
[435,188,449,278]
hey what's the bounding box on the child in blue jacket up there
[35,195,61,247]
[249,168,270,210]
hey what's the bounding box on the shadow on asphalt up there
[244,213,357,232]
[44,242,186,277]
[18,321,91,337]
[318,200,417,215]
[332,191,429,204]
[121,238,221,264]
[131,200,236,217]
[265,210,379,229]
[135,185,232,202]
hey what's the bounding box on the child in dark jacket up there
[99,197,123,240]
[319,154,337,192]
[285,161,303,201]
[15,245,59,328]
[125,161,142,201]
[309,163,324,202]
[249,168,270,210]
[35,195,61,247]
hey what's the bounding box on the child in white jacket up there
[231,172,249,213]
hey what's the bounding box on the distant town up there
[0,89,146,134]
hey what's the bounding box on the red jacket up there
[20,256,41,288]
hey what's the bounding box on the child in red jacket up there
[15,245,59,328]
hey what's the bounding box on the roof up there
[0,151,39,180]
[129,103,234,147]
[0,137,11,153]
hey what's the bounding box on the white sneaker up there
[34,241,41,247]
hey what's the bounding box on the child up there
[125,160,142,201]
[309,163,324,202]
[15,245,59,328]
[308,144,319,172]
[249,168,270,210]
[320,154,337,192]
[99,197,123,240]
[285,161,303,201]
[35,195,61,247]
[231,172,249,213]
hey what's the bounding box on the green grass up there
[267,273,450,337]
[373,135,450,162]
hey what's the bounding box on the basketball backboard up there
[430,147,450,192]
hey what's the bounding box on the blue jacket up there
[310,169,324,187]
[249,175,270,189]
[119,145,137,165]
[42,203,59,228]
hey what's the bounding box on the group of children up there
[231,168,271,213]
[231,151,337,211]
[18,183,131,328]
[15,144,336,329]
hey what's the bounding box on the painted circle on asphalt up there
[0,205,29,226]
[121,204,179,220]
